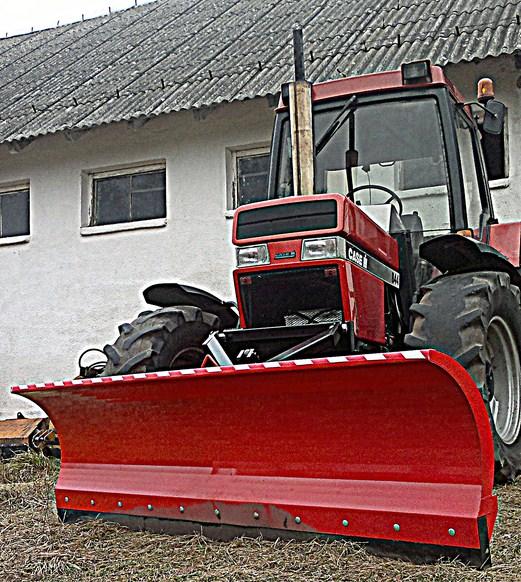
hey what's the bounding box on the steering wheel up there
[350,184,404,215]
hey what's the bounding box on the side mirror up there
[345,149,359,168]
[482,99,506,135]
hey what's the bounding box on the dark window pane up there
[1,190,30,237]
[132,190,166,221]
[238,155,269,176]
[239,174,269,205]
[92,170,166,226]
[237,154,270,206]
[95,186,130,225]
[132,171,166,191]
[96,175,130,196]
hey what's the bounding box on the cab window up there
[455,111,483,229]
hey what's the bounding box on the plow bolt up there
[342,519,349,527]
[393,523,400,532]
[448,528,456,537]
[179,506,185,513]
[295,516,302,524]
[64,497,69,503]
[90,500,95,506]
[117,501,123,508]
[147,504,153,511]
[253,511,260,520]
[214,509,221,517]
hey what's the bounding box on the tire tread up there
[405,271,521,481]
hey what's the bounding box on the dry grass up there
[0,453,520,582]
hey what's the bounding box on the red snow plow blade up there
[13,350,496,567]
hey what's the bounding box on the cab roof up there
[278,65,466,110]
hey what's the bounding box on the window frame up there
[81,162,167,236]
[453,105,494,230]
[226,146,271,214]
[270,90,462,229]
[0,182,30,245]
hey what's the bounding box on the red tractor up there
[14,47,520,567]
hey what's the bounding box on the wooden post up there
[289,80,314,196]
[289,27,314,196]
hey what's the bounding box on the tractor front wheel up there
[102,306,220,376]
[405,271,521,482]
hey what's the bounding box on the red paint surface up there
[234,257,385,344]
[277,66,467,110]
[344,198,398,267]
[232,193,344,246]
[233,194,398,268]
[233,196,395,342]
[487,222,521,266]
[348,264,385,343]
[14,351,496,551]
[267,239,302,264]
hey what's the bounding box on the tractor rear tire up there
[405,271,521,482]
[102,306,220,376]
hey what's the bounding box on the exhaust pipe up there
[288,27,315,196]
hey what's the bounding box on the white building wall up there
[0,97,274,417]
[1,55,521,418]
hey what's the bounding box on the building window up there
[229,148,270,210]
[89,165,166,226]
[0,185,30,238]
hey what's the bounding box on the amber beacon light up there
[477,78,495,103]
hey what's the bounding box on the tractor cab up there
[229,61,507,357]
[268,62,502,250]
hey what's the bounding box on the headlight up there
[236,244,269,267]
[301,237,339,260]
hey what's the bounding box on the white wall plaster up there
[0,97,274,417]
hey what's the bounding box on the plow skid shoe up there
[13,350,497,567]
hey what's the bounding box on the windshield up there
[275,98,451,234]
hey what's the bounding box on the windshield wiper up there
[315,95,357,156]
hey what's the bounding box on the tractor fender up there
[420,234,521,288]
[143,283,239,329]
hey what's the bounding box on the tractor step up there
[12,350,497,567]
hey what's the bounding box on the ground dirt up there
[0,454,520,582]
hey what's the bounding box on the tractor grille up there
[236,199,338,240]
[238,266,343,328]
[284,309,343,326]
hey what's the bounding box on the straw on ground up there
[0,453,520,582]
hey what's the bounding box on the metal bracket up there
[268,323,341,362]
[204,333,233,366]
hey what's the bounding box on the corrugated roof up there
[1,0,520,144]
